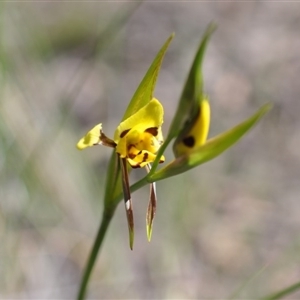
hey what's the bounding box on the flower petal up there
[114,98,164,144]
[173,96,210,157]
[114,98,165,167]
[127,149,165,168]
[77,124,102,150]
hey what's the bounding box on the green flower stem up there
[77,205,117,300]
[77,152,121,300]
[76,150,167,300]
[77,154,149,300]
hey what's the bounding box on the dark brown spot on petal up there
[120,129,131,138]
[128,144,136,159]
[131,164,141,169]
[183,136,195,148]
[142,152,149,162]
[145,127,158,136]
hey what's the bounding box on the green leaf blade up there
[167,23,216,140]
[150,103,272,181]
[122,33,174,121]
[260,280,300,300]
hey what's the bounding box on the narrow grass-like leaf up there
[150,103,272,181]
[122,33,174,121]
[167,23,216,140]
[260,280,300,300]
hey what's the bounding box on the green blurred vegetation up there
[1,2,300,299]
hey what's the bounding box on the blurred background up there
[1,1,300,299]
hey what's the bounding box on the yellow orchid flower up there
[114,98,165,167]
[77,98,165,249]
